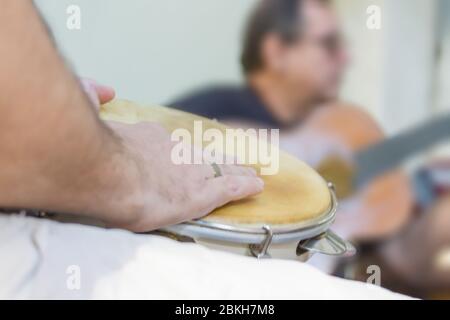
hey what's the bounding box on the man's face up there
[271,0,349,103]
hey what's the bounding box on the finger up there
[81,78,100,108]
[95,83,116,104]
[81,78,116,107]
[199,175,264,216]
[201,163,257,180]
[218,164,257,177]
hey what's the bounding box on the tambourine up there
[101,100,355,261]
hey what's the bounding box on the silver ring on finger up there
[210,163,223,178]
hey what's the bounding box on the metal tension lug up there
[297,230,356,257]
[249,225,273,259]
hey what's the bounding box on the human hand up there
[105,121,264,232]
[79,78,264,232]
[81,78,116,108]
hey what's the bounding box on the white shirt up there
[0,214,411,300]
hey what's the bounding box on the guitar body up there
[279,104,415,241]
[300,106,450,297]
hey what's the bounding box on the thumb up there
[81,78,116,110]
[94,83,116,105]
[81,78,100,110]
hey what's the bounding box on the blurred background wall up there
[36,0,448,134]
[437,0,450,113]
[36,0,256,106]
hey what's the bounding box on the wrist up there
[77,138,148,229]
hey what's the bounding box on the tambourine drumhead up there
[100,100,332,230]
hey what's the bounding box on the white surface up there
[0,214,411,300]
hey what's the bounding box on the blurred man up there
[171,0,412,241]
[172,0,450,297]
[172,0,345,129]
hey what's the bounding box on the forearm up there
[0,1,264,232]
[0,1,138,222]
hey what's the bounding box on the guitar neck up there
[354,113,450,188]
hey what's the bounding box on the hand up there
[106,121,264,232]
[379,195,450,289]
[80,78,264,232]
[81,78,116,107]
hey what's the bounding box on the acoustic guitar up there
[290,105,450,242]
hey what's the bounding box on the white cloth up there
[0,214,411,300]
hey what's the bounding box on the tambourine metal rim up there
[161,183,338,245]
